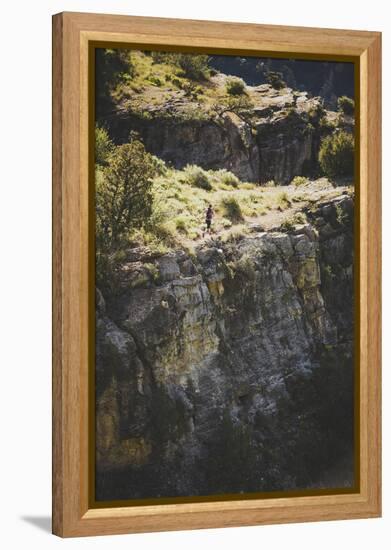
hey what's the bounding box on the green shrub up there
[216,169,240,187]
[292,176,308,187]
[322,264,336,283]
[319,130,354,178]
[95,48,134,118]
[281,217,296,231]
[182,81,199,98]
[265,71,286,90]
[171,76,184,88]
[147,75,162,86]
[129,82,142,93]
[293,212,307,224]
[221,197,243,223]
[151,51,172,64]
[182,165,212,190]
[337,96,355,116]
[234,253,256,281]
[143,262,160,283]
[96,135,157,250]
[174,216,188,233]
[308,103,325,120]
[222,224,248,242]
[285,107,298,120]
[319,116,337,130]
[95,125,114,165]
[335,203,349,225]
[226,77,246,95]
[240,182,256,190]
[174,53,211,80]
[277,192,290,208]
[150,155,168,176]
[213,94,254,122]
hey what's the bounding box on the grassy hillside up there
[95,49,355,288]
[96,154,353,252]
[99,50,352,128]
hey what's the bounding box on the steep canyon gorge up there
[95,194,354,500]
[95,51,355,500]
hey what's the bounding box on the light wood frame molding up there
[52,11,381,538]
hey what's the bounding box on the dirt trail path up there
[184,179,353,247]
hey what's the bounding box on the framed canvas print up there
[52,12,381,537]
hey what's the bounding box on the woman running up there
[204,204,214,236]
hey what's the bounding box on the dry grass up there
[113,51,229,116]
[96,157,353,253]
[131,162,352,250]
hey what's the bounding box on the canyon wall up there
[95,193,354,500]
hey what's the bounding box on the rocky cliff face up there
[103,84,342,185]
[95,193,354,500]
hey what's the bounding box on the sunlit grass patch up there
[280,211,307,231]
[219,196,244,223]
[210,169,240,188]
[291,176,309,187]
[180,165,212,190]
[240,182,257,190]
[276,191,291,209]
[111,151,340,252]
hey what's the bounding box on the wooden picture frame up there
[52,11,381,537]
